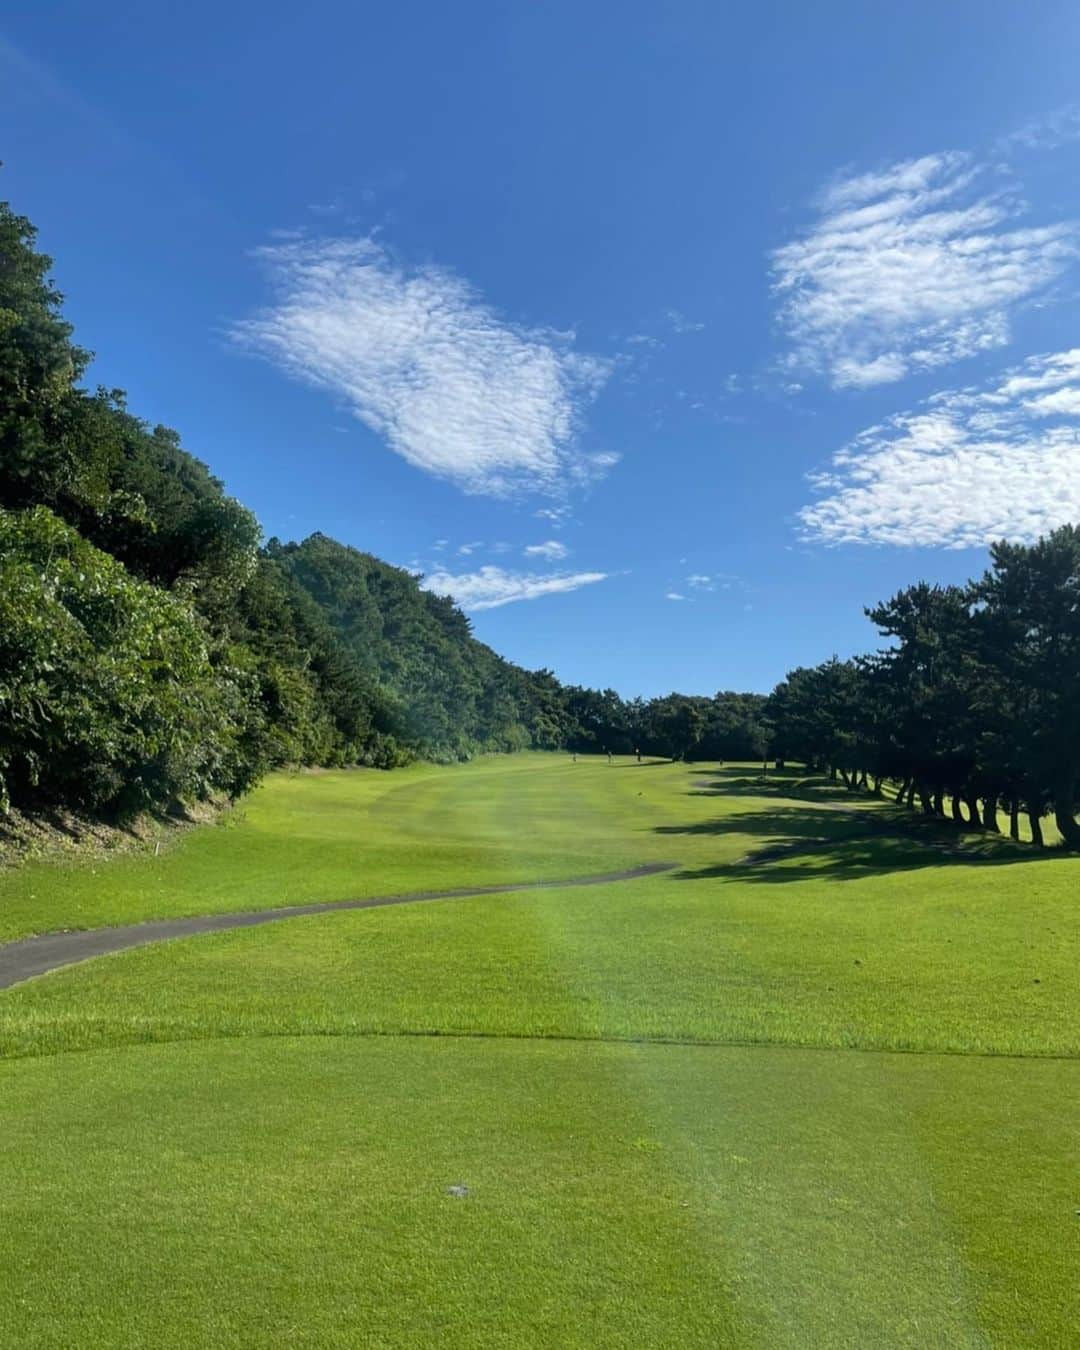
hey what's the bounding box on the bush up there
[0,506,245,814]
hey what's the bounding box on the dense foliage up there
[560,686,769,762]
[0,506,254,814]
[767,529,1080,847]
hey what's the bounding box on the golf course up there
[8,9,1080,1343]
[1,754,1076,1347]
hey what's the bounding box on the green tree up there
[0,507,246,814]
[976,527,1080,848]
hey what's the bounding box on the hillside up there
[0,200,581,821]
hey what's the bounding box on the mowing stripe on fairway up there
[0,861,678,990]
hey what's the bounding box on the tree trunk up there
[858,769,868,789]
[932,787,944,816]
[983,795,1000,834]
[1054,779,1080,850]
[1008,800,1020,842]
[951,795,964,824]
[898,777,911,805]
[829,765,838,782]
[920,787,934,815]
[966,794,981,827]
[872,775,882,796]
[1029,811,1044,848]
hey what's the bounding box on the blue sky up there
[5,1,1080,695]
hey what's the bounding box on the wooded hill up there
[0,200,765,820]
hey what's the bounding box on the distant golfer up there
[572,752,577,764]
[636,747,642,763]
[607,750,613,765]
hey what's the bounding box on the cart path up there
[0,862,678,991]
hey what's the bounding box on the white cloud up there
[686,574,713,590]
[799,348,1080,548]
[666,308,706,334]
[457,541,483,555]
[665,591,687,601]
[999,105,1080,153]
[231,237,613,496]
[772,152,1077,388]
[523,540,569,560]
[422,565,607,611]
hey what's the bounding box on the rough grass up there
[0,755,1077,1346]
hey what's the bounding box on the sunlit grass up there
[1,755,1076,1346]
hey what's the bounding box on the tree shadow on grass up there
[657,803,1054,883]
[688,766,865,805]
[659,805,872,843]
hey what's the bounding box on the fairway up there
[1,755,1077,1347]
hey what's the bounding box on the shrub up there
[0,506,244,814]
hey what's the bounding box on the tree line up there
[766,533,1080,848]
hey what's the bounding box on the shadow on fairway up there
[659,794,1053,884]
[688,767,865,804]
[658,804,875,840]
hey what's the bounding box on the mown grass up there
[2,850,1076,1060]
[0,755,737,941]
[1,755,1077,1346]
[1,1037,1075,1348]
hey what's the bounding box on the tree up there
[651,695,706,762]
[975,527,1080,848]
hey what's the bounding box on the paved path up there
[0,862,678,991]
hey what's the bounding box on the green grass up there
[1,755,1077,1346]
[0,754,734,941]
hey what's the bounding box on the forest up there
[2,198,1079,846]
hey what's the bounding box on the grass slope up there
[1,756,1077,1346]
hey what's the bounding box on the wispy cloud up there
[523,540,569,560]
[665,591,687,601]
[422,565,607,611]
[799,348,1080,547]
[535,505,572,530]
[999,104,1080,153]
[772,152,1077,389]
[231,237,613,496]
[666,308,706,334]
